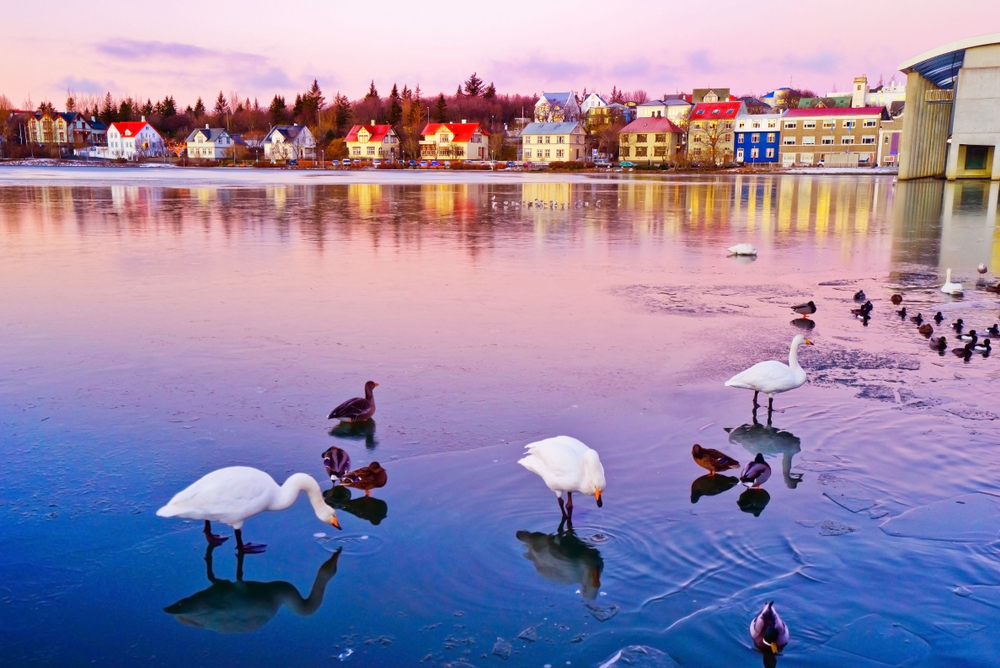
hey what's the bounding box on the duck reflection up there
[738,488,771,517]
[163,544,341,634]
[690,474,740,503]
[516,529,604,600]
[329,418,378,451]
[725,411,804,489]
[790,317,815,331]
[323,485,388,525]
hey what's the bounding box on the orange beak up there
[373,382,379,387]
[595,490,603,508]
[804,338,814,345]
[330,515,341,530]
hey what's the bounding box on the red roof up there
[420,122,489,143]
[690,101,743,120]
[345,124,393,142]
[620,117,683,134]
[109,121,150,136]
[784,106,886,117]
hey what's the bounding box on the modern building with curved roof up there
[898,32,1000,180]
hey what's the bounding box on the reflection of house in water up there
[892,180,1000,272]
[348,184,385,217]
[521,183,573,206]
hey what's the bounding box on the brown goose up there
[341,462,387,496]
[328,381,378,423]
[692,444,740,476]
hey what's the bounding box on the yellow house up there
[419,122,490,161]
[345,122,399,160]
[521,122,587,162]
[618,117,684,164]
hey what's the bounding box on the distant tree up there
[118,98,135,121]
[625,90,649,104]
[292,93,305,122]
[0,94,13,150]
[141,99,154,116]
[193,97,206,119]
[99,92,116,125]
[455,85,463,98]
[333,93,352,135]
[214,91,230,117]
[387,84,402,126]
[463,72,484,97]
[434,93,448,122]
[65,96,76,112]
[401,85,412,100]
[269,95,287,124]
[38,100,56,116]
[365,81,379,100]
[483,82,496,100]
[160,96,177,117]
[304,79,324,125]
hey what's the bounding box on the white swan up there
[518,436,605,523]
[941,268,963,295]
[725,335,813,412]
[727,243,758,256]
[157,466,340,553]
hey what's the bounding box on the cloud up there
[686,50,718,74]
[57,76,112,95]
[781,51,841,74]
[488,53,596,88]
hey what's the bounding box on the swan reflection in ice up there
[516,529,604,600]
[690,474,740,503]
[725,411,804,489]
[329,418,378,451]
[323,485,389,525]
[163,544,341,633]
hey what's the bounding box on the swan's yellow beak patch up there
[331,515,341,530]
[595,490,603,507]
[804,338,814,345]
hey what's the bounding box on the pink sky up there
[2,0,997,108]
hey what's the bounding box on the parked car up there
[619,160,635,168]
[330,159,340,166]
[505,161,516,169]
[418,160,428,168]
[408,160,417,167]
[352,159,362,166]
[430,160,440,167]
[288,159,298,166]
[372,160,381,167]
[443,161,451,168]
[594,160,611,168]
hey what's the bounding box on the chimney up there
[462,119,467,124]
[141,115,146,122]
[370,119,375,125]
[206,123,209,129]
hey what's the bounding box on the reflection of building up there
[734,111,784,164]
[618,117,683,164]
[779,107,890,166]
[345,123,399,161]
[419,122,489,161]
[521,122,586,162]
[898,33,1000,180]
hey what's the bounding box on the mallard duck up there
[941,268,963,296]
[952,318,964,332]
[890,294,903,305]
[740,453,772,488]
[518,436,605,523]
[853,290,866,302]
[918,323,933,337]
[157,467,340,553]
[691,444,739,476]
[933,312,944,324]
[957,330,978,344]
[328,381,378,423]
[790,301,816,318]
[322,446,351,482]
[930,336,948,351]
[750,601,790,655]
[727,243,758,256]
[725,335,813,412]
[897,307,907,319]
[986,324,999,336]
[972,339,991,354]
[910,313,923,325]
[850,301,873,317]
[340,461,388,496]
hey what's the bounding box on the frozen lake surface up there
[2,169,1000,666]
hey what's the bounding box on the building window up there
[767,120,776,129]
[544,149,550,157]
[439,134,449,143]
[803,136,816,145]
[862,136,876,145]
[863,119,877,128]
[751,148,759,159]
[620,147,630,157]
[556,149,564,157]
[842,120,856,129]
[767,133,775,143]
[784,121,796,129]
[801,153,814,162]
[803,121,816,129]
[353,147,360,155]
[782,137,796,145]
[822,137,834,145]
[766,148,775,158]
[636,134,647,143]
[738,121,746,129]
[636,147,647,157]
[751,133,760,144]
[693,148,702,156]
[822,120,835,129]
[524,149,532,158]
[654,146,666,156]
[545,136,551,143]
[367,146,376,155]
[841,136,854,145]
[654,134,666,143]
[557,136,564,144]
[738,135,745,144]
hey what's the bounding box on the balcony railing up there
[925,89,954,104]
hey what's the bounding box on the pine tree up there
[334,93,352,134]
[269,95,287,125]
[161,96,177,117]
[292,94,304,122]
[65,96,76,112]
[141,99,153,116]
[483,82,496,99]
[365,81,379,100]
[214,91,230,117]
[401,85,412,100]
[99,92,116,124]
[455,85,463,98]
[463,72,484,96]
[434,93,448,122]
[193,97,206,118]
[307,79,325,111]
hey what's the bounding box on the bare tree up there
[687,118,732,166]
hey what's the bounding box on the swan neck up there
[788,340,802,373]
[271,474,323,514]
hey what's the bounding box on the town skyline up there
[2,0,994,107]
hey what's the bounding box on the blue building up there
[734,111,784,164]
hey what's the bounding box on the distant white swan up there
[725,335,813,411]
[157,466,340,553]
[727,243,758,256]
[518,436,605,523]
[941,268,963,296]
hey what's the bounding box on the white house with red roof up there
[686,100,746,164]
[419,122,489,161]
[107,117,165,159]
[345,122,399,160]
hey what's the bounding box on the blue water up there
[2,170,1000,666]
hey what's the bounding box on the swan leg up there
[203,520,229,546]
[235,528,267,554]
[767,396,774,414]
[557,494,568,520]
[752,391,760,407]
